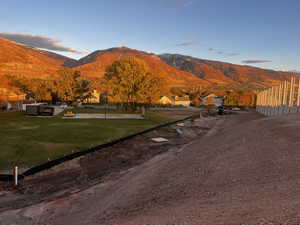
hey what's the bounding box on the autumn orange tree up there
[104,57,163,111]
[7,69,93,103]
[6,75,53,101]
[223,89,256,106]
[51,69,95,103]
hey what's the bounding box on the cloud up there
[208,48,239,57]
[227,53,239,56]
[176,41,200,46]
[242,59,272,64]
[0,33,84,54]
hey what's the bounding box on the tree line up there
[6,56,257,108]
[6,57,165,110]
[6,69,95,103]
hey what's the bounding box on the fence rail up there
[256,77,300,116]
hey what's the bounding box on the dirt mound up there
[2,112,300,225]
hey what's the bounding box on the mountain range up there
[159,54,293,88]
[0,37,295,96]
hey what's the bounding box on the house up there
[159,95,191,106]
[173,95,191,106]
[201,93,223,106]
[85,90,100,103]
[159,96,173,105]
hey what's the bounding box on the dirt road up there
[1,112,300,225]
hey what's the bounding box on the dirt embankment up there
[2,112,300,225]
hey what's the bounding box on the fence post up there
[264,90,266,114]
[276,85,279,115]
[283,81,288,114]
[271,86,275,116]
[279,82,284,116]
[13,166,18,186]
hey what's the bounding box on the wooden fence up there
[256,77,300,116]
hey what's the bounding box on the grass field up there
[0,110,194,170]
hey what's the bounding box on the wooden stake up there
[13,166,18,186]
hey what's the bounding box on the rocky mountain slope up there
[0,38,63,79]
[0,36,296,96]
[0,39,208,94]
[159,54,293,88]
[37,49,78,67]
[0,38,65,94]
[71,47,209,87]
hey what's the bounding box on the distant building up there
[201,93,223,106]
[173,95,191,106]
[85,90,100,103]
[159,96,173,105]
[159,95,191,106]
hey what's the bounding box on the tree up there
[6,75,32,98]
[54,69,78,102]
[75,79,93,102]
[104,57,163,110]
[7,70,93,103]
[54,69,93,103]
[30,79,53,101]
[7,75,53,101]
[170,87,185,96]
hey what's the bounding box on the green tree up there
[104,57,163,110]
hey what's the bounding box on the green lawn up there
[0,110,187,170]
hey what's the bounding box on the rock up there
[151,137,169,143]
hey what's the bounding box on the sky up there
[0,0,300,71]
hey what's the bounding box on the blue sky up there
[1,0,300,71]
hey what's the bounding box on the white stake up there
[13,166,18,186]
